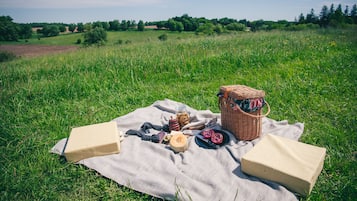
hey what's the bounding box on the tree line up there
[297,3,357,27]
[1,3,356,42]
[0,16,32,41]
[0,17,145,41]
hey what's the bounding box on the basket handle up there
[235,100,271,118]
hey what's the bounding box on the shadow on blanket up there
[51,99,304,201]
[232,165,282,191]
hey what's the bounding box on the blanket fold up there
[51,99,304,201]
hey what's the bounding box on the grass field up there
[1,28,356,200]
[0,30,197,46]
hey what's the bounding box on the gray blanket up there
[51,99,304,201]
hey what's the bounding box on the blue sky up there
[0,0,356,23]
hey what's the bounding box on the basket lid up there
[220,85,265,100]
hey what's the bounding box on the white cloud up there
[0,0,164,8]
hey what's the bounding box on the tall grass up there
[1,28,356,200]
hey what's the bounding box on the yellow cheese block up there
[241,134,326,196]
[64,121,120,162]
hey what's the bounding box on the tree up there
[320,5,330,27]
[156,21,166,29]
[351,4,357,23]
[77,23,84,32]
[334,4,344,22]
[92,21,102,28]
[137,20,144,31]
[41,25,60,37]
[196,23,215,35]
[226,22,246,31]
[177,14,198,31]
[167,19,177,31]
[68,23,76,33]
[181,18,192,31]
[101,22,109,30]
[218,17,237,25]
[213,24,223,34]
[176,21,184,32]
[298,13,305,24]
[344,5,354,24]
[250,20,265,31]
[239,19,248,26]
[329,4,335,16]
[83,27,107,46]
[84,23,92,31]
[109,20,120,31]
[120,20,128,31]
[306,9,318,24]
[0,16,19,41]
[128,20,136,29]
[344,5,349,16]
[170,14,202,31]
[59,25,66,32]
[18,24,32,39]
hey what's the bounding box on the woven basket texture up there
[219,85,265,100]
[219,85,266,141]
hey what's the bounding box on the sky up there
[0,0,356,24]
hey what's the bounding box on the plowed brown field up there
[0,44,78,57]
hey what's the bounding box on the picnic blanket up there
[51,99,304,201]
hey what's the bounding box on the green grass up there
[1,28,356,200]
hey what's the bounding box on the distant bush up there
[68,24,76,33]
[137,20,145,31]
[83,27,107,46]
[285,23,320,31]
[76,38,81,44]
[214,24,224,34]
[196,23,226,35]
[19,24,32,39]
[116,39,123,45]
[59,25,66,32]
[226,22,246,31]
[115,39,132,45]
[0,51,17,62]
[158,34,168,41]
[40,25,60,37]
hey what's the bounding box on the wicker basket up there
[218,85,270,141]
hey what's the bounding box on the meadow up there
[0,28,356,200]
